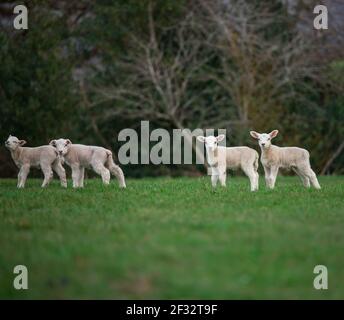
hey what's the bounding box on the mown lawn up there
[0,176,343,299]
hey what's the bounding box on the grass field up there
[0,176,343,299]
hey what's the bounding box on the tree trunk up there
[321,141,344,175]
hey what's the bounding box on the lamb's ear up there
[197,136,206,143]
[216,134,225,142]
[250,131,260,139]
[269,130,279,139]
[19,140,27,146]
[49,140,56,147]
[66,139,72,145]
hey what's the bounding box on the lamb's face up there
[197,135,225,152]
[5,135,26,150]
[250,130,279,149]
[50,138,72,156]
[257,133,272,149]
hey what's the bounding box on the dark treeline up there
[0,0,343,177]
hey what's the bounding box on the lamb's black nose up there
[261,143,265,146]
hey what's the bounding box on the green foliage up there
[0,9,80,145]
[0,176,343,298]
[79,0,187,60]
[0,0,343,177]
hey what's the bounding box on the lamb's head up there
[250,130,279,149]
[49,138,72,156]
[5,135,26,150]
[197,135,225,152]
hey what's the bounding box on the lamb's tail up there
[106,150,126,188]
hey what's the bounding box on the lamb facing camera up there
[250,130,321,189]
[197,135,259,191]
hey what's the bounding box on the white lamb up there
[5,135,67,188]
[250,130,321,189]
[197,135,259,191]
[49,138,126,189]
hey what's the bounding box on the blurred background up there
[0,0,343,178]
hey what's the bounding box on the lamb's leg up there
[253,154,259,191]
[41,164,53,188]
[211,174,219,188]
[303,167,321,189]
[92,161,110,185]
[242,166,257,192]
[78,167,85,188]
[219,171,226,187]
[292,167,310,188]
[17,168,23,188]
[71,164,81,188]
[269,166,279,189]
[264,166,271,188]
[17,165,30,188]
[53,160,67,188]
[255,171,259,191]
[108,159,126,188]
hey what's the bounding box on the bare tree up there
[198,0,321,138]
[92,1,229,165]
[87,0,343,173]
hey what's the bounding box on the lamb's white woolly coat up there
[250,130,321,189]
[5,135,67,188]
[50,139,126,188]
[198,135,259,191]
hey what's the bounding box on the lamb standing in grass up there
[50,138,126,189]
[5,135,67,188]
[250,130,321,189]
[197,135,259,191]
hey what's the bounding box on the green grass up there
[0,176,343,299]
